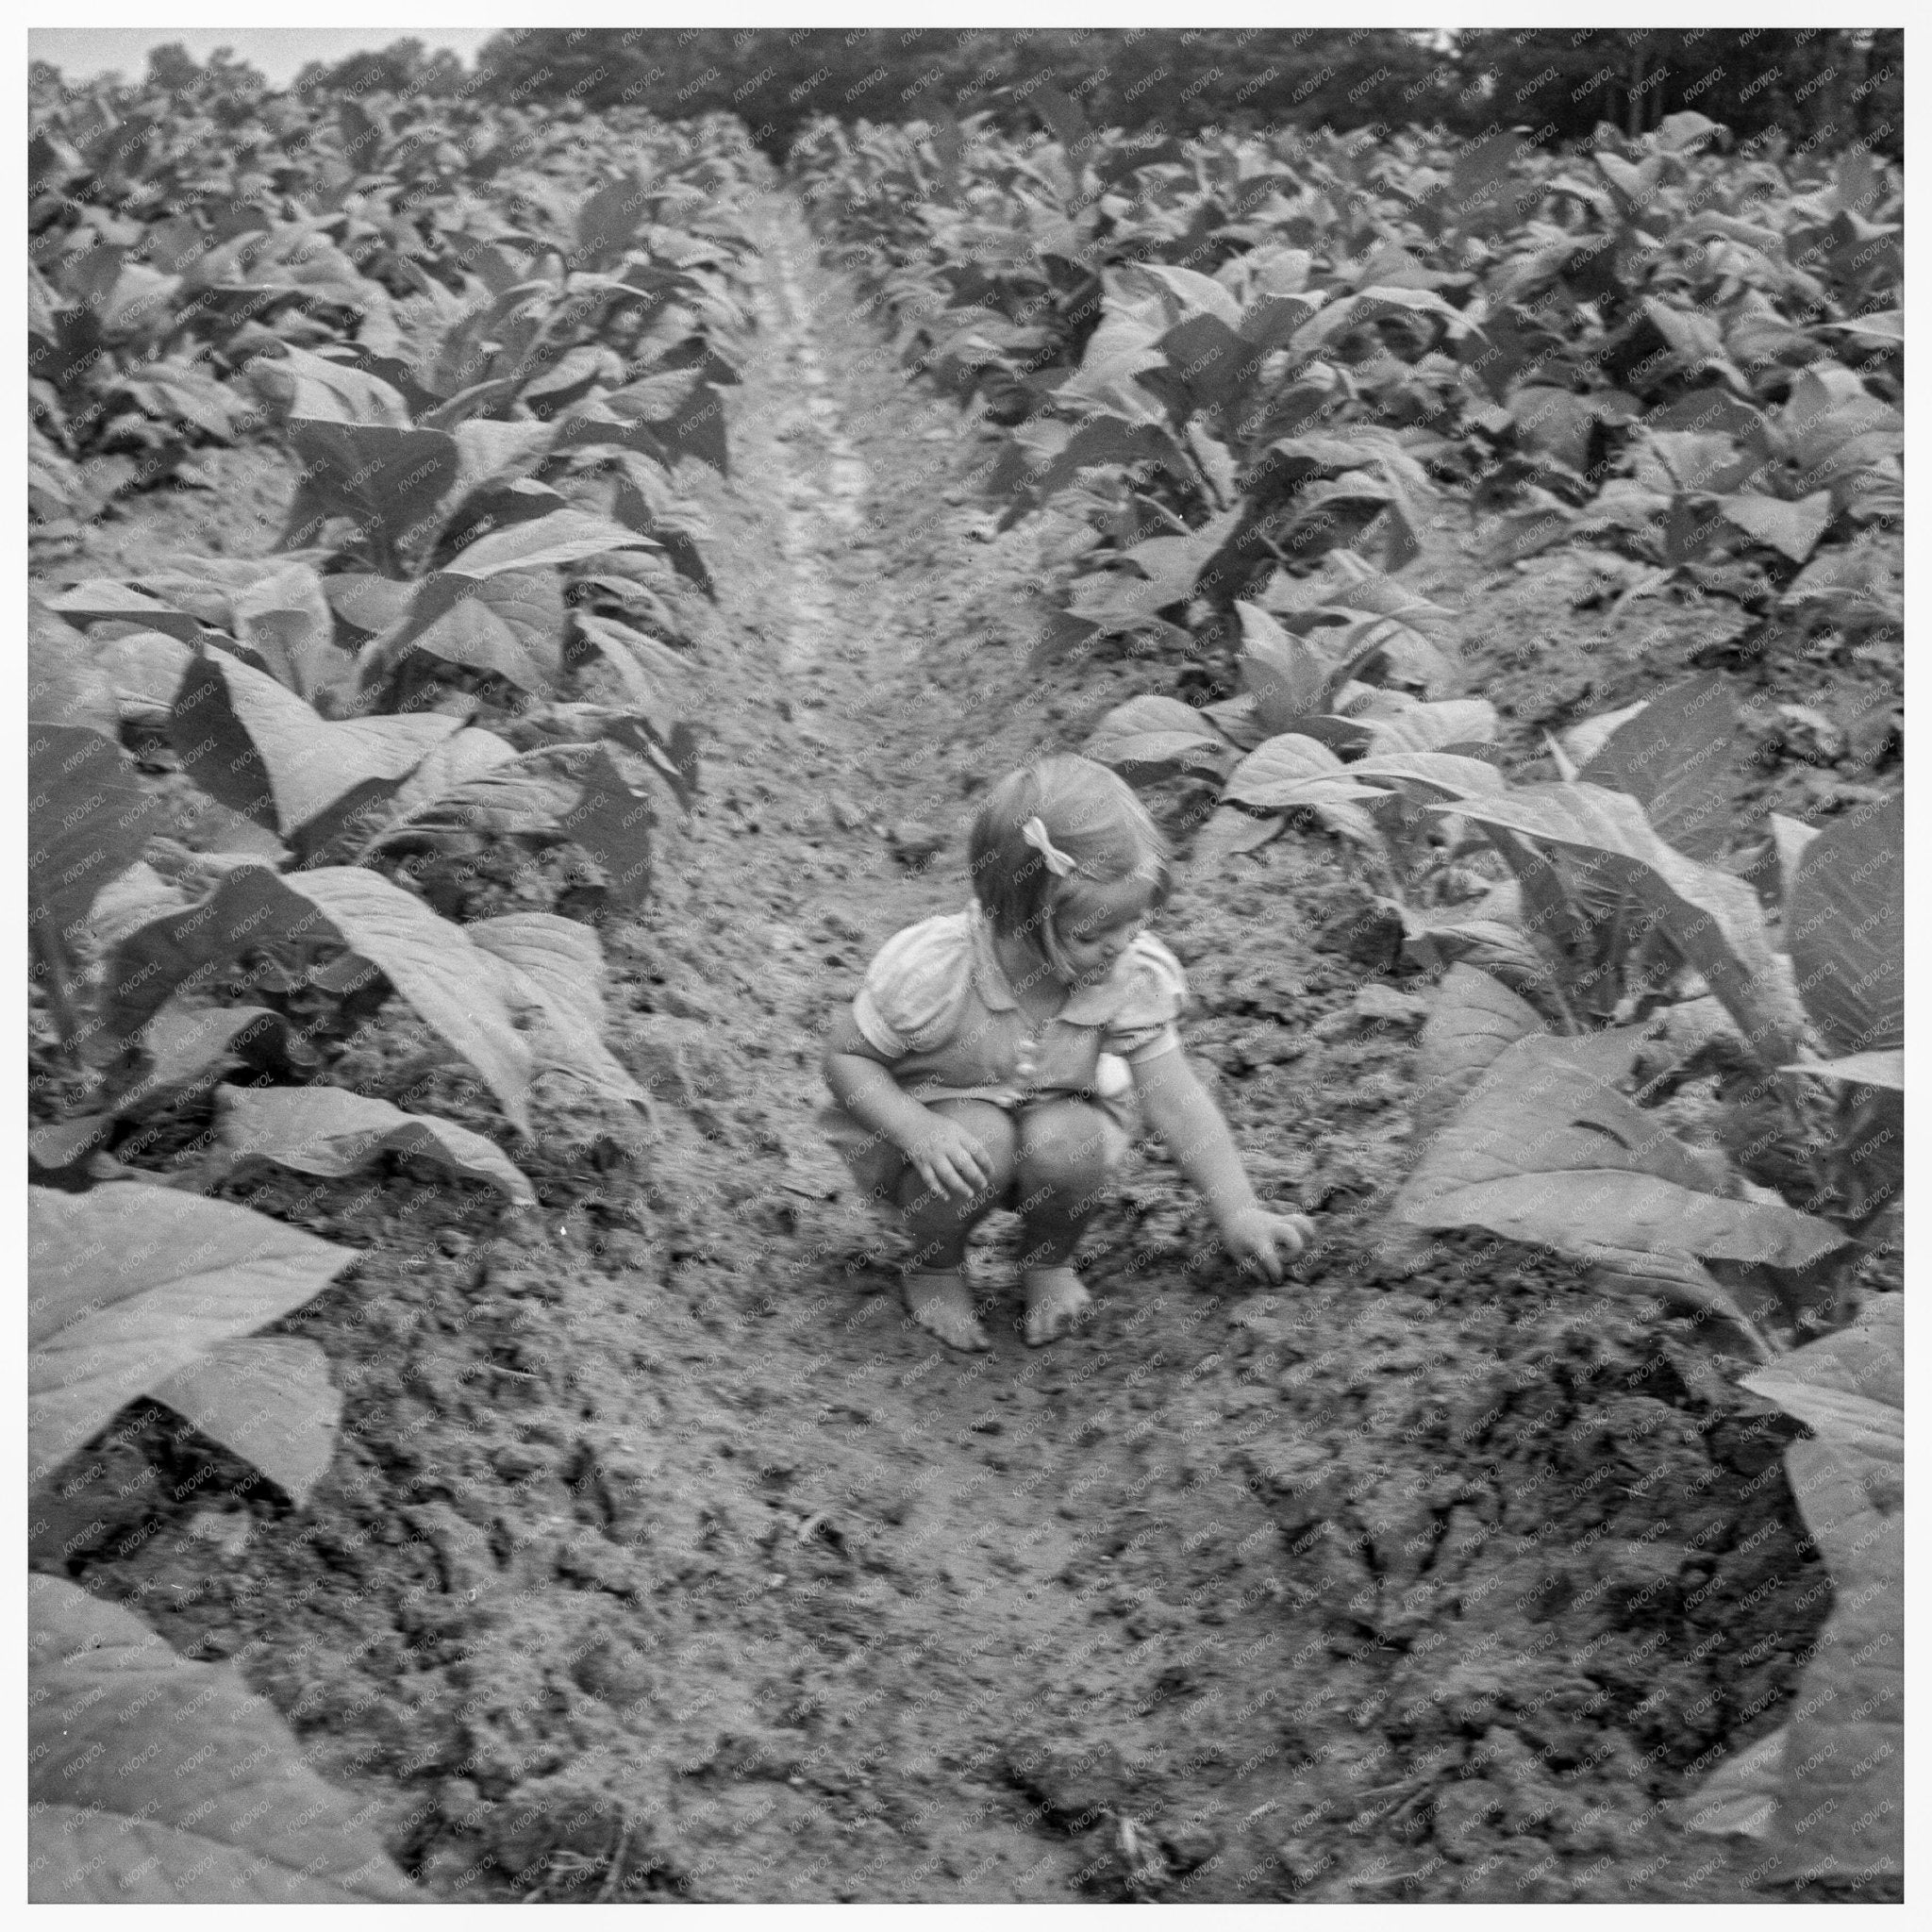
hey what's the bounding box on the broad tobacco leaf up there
[29,722,171,954]
[29,1576,416,1901]
[1084,693,1230,785]
[1574,670,1738,861]
[1358,704,1499,758]
[1787,791,1902,1056]
[382,725,520,821]
[1189,806,1285,863]
[27,1183,355,1479]
[105,863,533,1131]
[1237,601,1332,729]
[441,506,654,578]
[1780,1050,1904,1091]
[363,572,562,696]
[146,1336,342,1507]
[1717,490,1833,566]
[1222,732,1391,811]
[1410,963,1544,1149]
[230,561,352,710]
[279,419,459,558]
[1397,1028,1846,1352]
[467,910,649,1108]
[1441,782,1806,1066]
[30,603,123,738]
[169,650,461,840]
[213,1083,536,1206]
[1685,1298,1903,1878]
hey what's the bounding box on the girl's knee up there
[1019,1104,1118,1189]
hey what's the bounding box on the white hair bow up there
[1021,816,1077,877]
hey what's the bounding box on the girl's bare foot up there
[1023,1264,1092,1346]
[904,1268,991,1352]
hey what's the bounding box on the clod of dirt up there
[1005,1736,1131,1831]
[1349,985,1430,1028]
[1312,891,1407,969]
[887,819,945,869]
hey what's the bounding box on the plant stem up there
[32,911,81,1065]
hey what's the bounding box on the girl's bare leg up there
[893,1099,1016,1352]
[1013,1100,1121,1345]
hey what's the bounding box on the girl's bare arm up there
[822,1008,935,1151]
[1130,1045,1260,1223]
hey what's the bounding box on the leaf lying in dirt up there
[1441,781,1805,1065]
[170,650,461,839]
[214,1084,535,1205]
[27,1183,355,1478]
[467,911,648,1108]
[28,1575,416,1902]
[1787,791,1901,1055]
[146,1336,342,1505]
[1574,670,1738,861]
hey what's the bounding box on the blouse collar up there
[967,902,1127,1025]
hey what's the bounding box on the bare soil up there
[31,191,1902,1903]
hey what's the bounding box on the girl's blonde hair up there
[968,755,1173,962]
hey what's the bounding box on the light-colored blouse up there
[836,900,1188,1115]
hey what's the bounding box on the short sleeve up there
[850,913,974,1058]
[1103,934,1189,1064]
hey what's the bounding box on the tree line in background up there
[32,27,1901,159]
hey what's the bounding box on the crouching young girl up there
[819,755,1311,1352]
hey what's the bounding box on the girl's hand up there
[1219,1207,1316,1284]
[900,1112,996,1203]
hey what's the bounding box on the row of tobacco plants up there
[796,96,1902,1885]
[28,78,767,1900]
